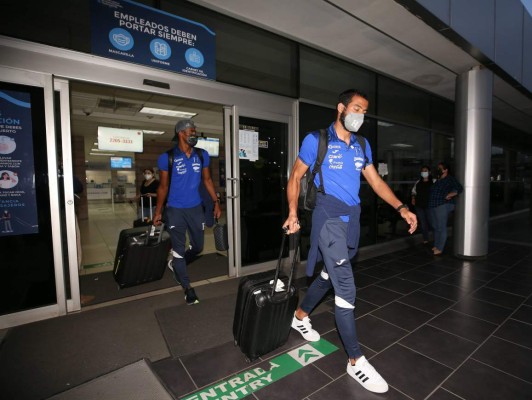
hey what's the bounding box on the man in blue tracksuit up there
[283,89,417,394]
[154,119,221,305]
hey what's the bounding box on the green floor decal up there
[182,339,338,400]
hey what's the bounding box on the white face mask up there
[144,174,153,180]
[343,112,364,132]
[421,171,429,178]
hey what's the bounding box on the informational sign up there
[195,137,220,157]
[238,129,259,161]
[378,162,389,177]
[98,126,144,152]
[91,0,216,80]
[0,90,38,236]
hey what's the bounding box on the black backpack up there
[298,129,367,211]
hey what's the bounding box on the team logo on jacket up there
[175,158,187,175]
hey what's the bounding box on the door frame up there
[0,36,297,325]
[54,78,82,313]
[0,66,68,329]
[224,106,296,278]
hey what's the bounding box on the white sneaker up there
[291,314,320,342]
[346,356,389,393]
[167,259,173,272]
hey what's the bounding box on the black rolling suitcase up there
[113,224,171,288]
[233,231,299,361]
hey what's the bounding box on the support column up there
[454,66,493,259]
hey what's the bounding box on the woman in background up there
[138,168,159,222]
[428,162,463,255]
[411,165,434,244]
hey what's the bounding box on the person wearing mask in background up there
[153,119,221,305]
[1,209,13,233]
[137,168,159,222]
[411,165,434,244]
[428,162,463,256]
[283,89,417,394]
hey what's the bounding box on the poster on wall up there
[238,129,259,162]
[98,126,144,152]
[0,90,38,237]
[91,0,216,80]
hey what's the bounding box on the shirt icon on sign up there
[150,38,172,61]
[154,42,168,57]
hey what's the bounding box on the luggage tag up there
[269,279,286,292]
[144,223,165,245]
[144,225,156,245]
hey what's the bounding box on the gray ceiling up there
[73,0,531,165]
[71,82,224,166]
[190,0,531,132]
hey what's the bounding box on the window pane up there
[431,96,455,134]
[162,1,297,97]
[300,46,376,106]
[378,76,430,127]
[490,147,530,216]
[299,102,335,147]
[0,81,57,315]
[375,122,431,243]
[431,132,454,167]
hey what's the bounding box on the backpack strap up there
[194,147,204,166]
[310,129,328,194]
[355,134,368,169]
[166,148,174,187]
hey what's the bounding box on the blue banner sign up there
[91,0,216,80]
[0,90,38,236]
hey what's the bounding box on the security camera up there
[83,109,93,116]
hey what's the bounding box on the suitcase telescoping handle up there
[144,223,165,245]
[270,229,300,298]
[140,195,153,221]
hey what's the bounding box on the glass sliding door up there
[0,68,67,328]
[224,108,290,276]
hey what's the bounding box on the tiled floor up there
[152,235,532,399]
[2,212,530,400]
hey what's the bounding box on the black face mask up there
[186,136,198,146]
[436,169,444,178]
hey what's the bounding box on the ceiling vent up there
[97,98,141,112]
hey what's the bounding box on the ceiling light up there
[139,107,197,118]
[412,74,444,86]
[142,130,165,135]
[90,152,115,156]
[378,121,394,127]
[391,143,413,148]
